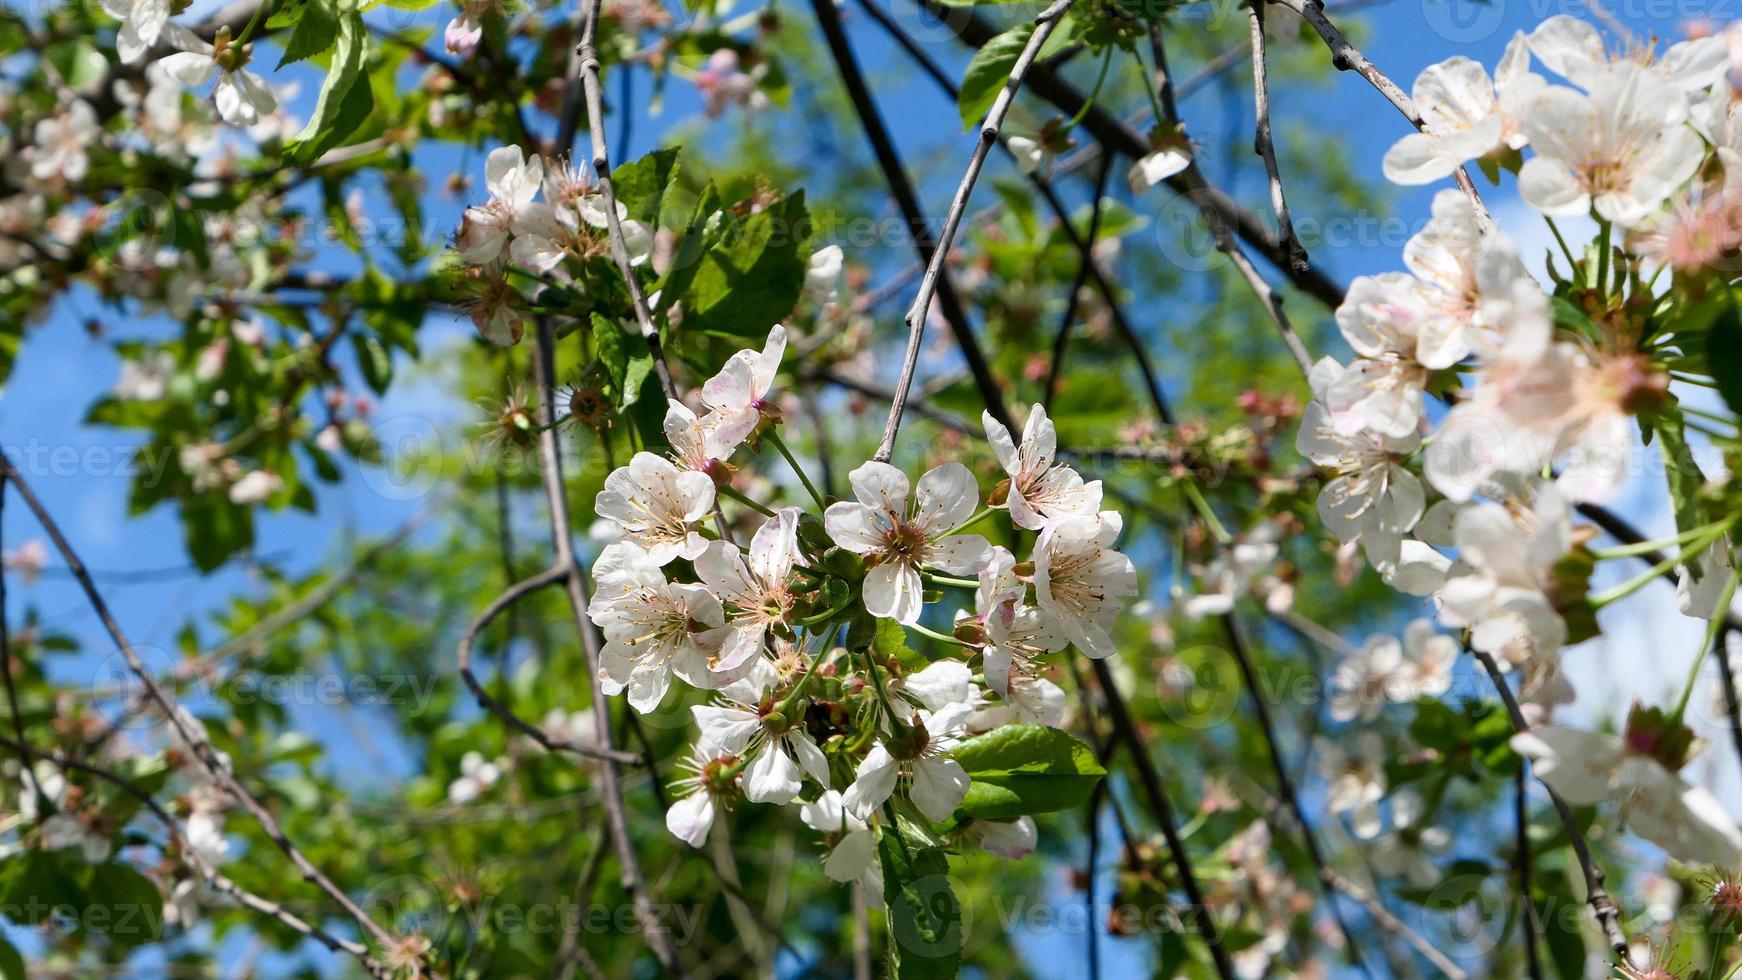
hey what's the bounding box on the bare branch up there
[528,319,687,975]
[1270,0,1490,223]
[808,0,1018,457]
[1469,644,1634,964]
[571,0,678,401]
[0,459,397,954]
[455,564,645,765]
[1246,0,1309,274]
[1321,869,1468,979]
[0,735,388,976]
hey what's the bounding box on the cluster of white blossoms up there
[454,146,656,345]
[1294,15,1742,870]
[580,325,1135,881]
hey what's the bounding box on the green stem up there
[1594,218,1612,294]
[946,506,997,538]
[909,621,971,648]
[717,484,775,518]
[236,0,274,44]
[1673,564,1740,724]
[1543,216,1578,271]
[767,430,826,510]
[922,572,979,589]
[1182,480,1230,545]
[1589,524,1728,608]
[1063,46,1115,133]
[1589,519,1735,561]
[775,640,830,718]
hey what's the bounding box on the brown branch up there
[0,734,387,976]
[808,0,1017,452]
[1246,0,1308,274]
[1469,644,1633,963]
[1321,869,1467,979]
[874,0,1074,462]
[1269,0,1489,222]
[528,319,686,974]
[455,564,644,765]
[570,0,678,402]
[1514,766,1546,980]
[0,458,397,954]
[1149,25,1314,378]
[1082,659,1239,978]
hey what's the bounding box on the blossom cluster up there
[1293,16,1742,871]
[575,323,1135,884]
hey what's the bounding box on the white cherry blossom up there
[1033,511,1136,659]
[594,451,715,565]
[696,508,804,680]
[701,324,787,449]
[799,790,882,898]
[1528,15,1726,94]
[157,29,277,128]
[1517,64,1703,226]
[457,145,545,265]
[983,404,1102,531]
[1436,483,1571,667]
[976,547,1067,726]
[446,751,502,804]
[842,661,975,821]
[1298,357,1425,571]
[692,671,830,805]
[1514,725,1742,867]
[587,542,729,711]
[1384,33,1540,184]
[32,100,99,182]
[824,461,992,624]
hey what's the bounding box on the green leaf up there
[679,192,810,337]
[85,863,163,948]
[281,12,372,166]
[183,493,255,573]
[611,146,681,226]
[352,334,393,394]
[877,829,962,980]
[0,935,23,980]
[277,0,341,68]
[958,26,1030,131]
[45,40,109,92]
[0,850,86,926]
[950,724,1105,819]
[1708,299,1742,418]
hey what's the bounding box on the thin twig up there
[1515,765,1545,980]
[1043,154,1114,411]
[455,564,643,765]
[1084,658,1238,979]
[1469,644,1633,964]
[1246,0,1308,274]
[809,0,1017,451]
[1714,625,1742,783]
[572,0,678,401]
[0,458,397,955]
[1150,25,1314,378]
[1215,614,1368,969]
[1269,0,1488,222]
[1321,869,1466,978]
[874,0,1073,461]
[0,735,388,977]
[529,319,687,975]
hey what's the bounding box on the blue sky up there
[5,0,1735,973]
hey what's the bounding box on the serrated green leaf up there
[680,192,810,337]
[277,0,341,68]
[282,13,372,166]
[877,829,962,980]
